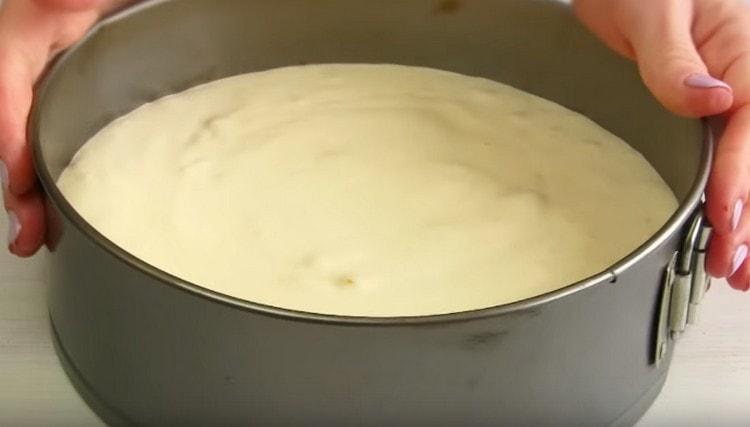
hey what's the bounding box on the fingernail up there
[7,210,20,246]
[684,73,732,92]
[732,199,743,231]
[0,160,8,191]
[730,244,748,276]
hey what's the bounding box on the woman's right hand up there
[0,0,123,257]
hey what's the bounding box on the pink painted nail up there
[732,199,743,231]
[730,244,748,276]
[684,73,732,92]
[7,211,20,246]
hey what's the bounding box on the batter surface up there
[58,64,677,316]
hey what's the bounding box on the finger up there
[3,189,46,257]
[623,1,734,118]
[723,212,750,289]
[0,0,92,196]
[727,251,750,291]
[728,256,750,291]
[705,106,750,237]
[572,0,636,60]
[694,10,750,113]
[706,217,745,282]
[708,152,750,291]
[0,1,50,197]
[707,186,750,283]
[0,48,37,196]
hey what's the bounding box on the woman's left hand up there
[574,0,750,291]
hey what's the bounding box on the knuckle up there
[659,45,704,71]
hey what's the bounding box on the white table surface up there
[0,211,748,426]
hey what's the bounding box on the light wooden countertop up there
[0,213,748,425]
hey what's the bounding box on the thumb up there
[624,3,733,118]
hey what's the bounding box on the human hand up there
[0,0,125,257]
[574,0,750,291]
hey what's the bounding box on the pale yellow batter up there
[58,64,677,316]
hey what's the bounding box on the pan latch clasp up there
[654,210,711,367]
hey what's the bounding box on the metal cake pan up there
[30,0,712,425]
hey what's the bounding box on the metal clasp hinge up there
[654,210,712,367]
